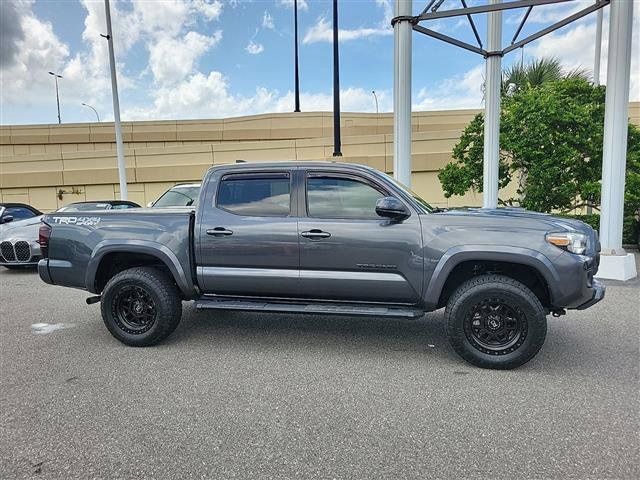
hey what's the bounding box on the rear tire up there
[445,274,547,370]
[101,267,182,346]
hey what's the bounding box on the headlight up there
[546,232,587,255]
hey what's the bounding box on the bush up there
[563,214,639,246]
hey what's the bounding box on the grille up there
[1,242,15,262]
[14,241,31,262]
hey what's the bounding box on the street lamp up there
[372,90,379,134]
[81,103,100,122]
[332,0,341,157]
[293,0,301,112]
[48,71,62,124]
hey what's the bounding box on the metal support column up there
[393,0,412,186]
[104,0,128,200]
[598,0,636,280]
[483,0,502,209]
[593,8,603,85]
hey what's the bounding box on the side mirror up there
[147,201,155,208]
[375,197,410,221]
[1,215,14,224]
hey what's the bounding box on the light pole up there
[332,0,342,157]
[372,90,379,134]
[294,0,301,112]
[81,103,100,122]
[48,71,62,124]
[102,0,128,200]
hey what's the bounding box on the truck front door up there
[297,170,423,304]
[196,169,299,297]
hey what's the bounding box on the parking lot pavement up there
[0,263,638,480]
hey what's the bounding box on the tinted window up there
[58,203,111,212]
[307,176,384,219]
[217,175,290,216]
[112,204,138,210]
[6,206,37,220]
[153,186,201,207]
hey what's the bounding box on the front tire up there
[445,274,547,370]
[101,267,182,346]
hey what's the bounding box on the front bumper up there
[576,278,606,310]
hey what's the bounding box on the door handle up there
[206,227,233,236]
[301,229,331,239]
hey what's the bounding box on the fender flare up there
[85,240,195,297]
[423,245,560,309]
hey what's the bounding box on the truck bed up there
[41,208,196,296]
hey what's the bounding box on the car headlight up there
[546,232,587,255]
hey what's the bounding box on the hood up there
[0,215,43,240]
[433,207,594,235]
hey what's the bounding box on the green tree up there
[439,76,640,217]
[501,57,589,95]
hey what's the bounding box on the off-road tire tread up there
[445,274,547,370]
[101,266,182,346]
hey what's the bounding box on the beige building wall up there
[1,104,639,211]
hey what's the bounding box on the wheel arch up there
[423,245,560,310]
[86,241,196,298]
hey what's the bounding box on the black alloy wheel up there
[464,298,527,355]
[113,285,157,334]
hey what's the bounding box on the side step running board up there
[195,298,424,319]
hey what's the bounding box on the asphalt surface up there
[1,260,639,480]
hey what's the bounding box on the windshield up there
[385,175,435,213]
[153,186,201,207]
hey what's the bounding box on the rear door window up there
[217,174,291,217]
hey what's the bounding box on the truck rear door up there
[196,168,299,297]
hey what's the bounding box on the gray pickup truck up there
[38,162,604,369]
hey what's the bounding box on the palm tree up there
[501,57,590,96]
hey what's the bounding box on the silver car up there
[0,200,139,269]
[149,183,201,207]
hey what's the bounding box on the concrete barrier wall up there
[1,104,639,211]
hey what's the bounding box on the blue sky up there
[1,0,638,125]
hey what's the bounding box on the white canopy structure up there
[392,0,636,280]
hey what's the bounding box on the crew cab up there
[38,162,604,369]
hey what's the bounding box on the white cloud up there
[528,8,639,100]
[273,88,391,113]
[262,10,275,30]
[414,64,485,111]
[303,17,392,44]
[303,0,392,44]
[123,69,390,120]
[0,3,71,107]
[193,0,223,21]
[376,0,393,27]
[1,0,227,122]
[507,1,587,25]
[278,0,308,11]
[245,40,264,55]
[149,31,222,84]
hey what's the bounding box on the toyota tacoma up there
[37,162,604,369]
